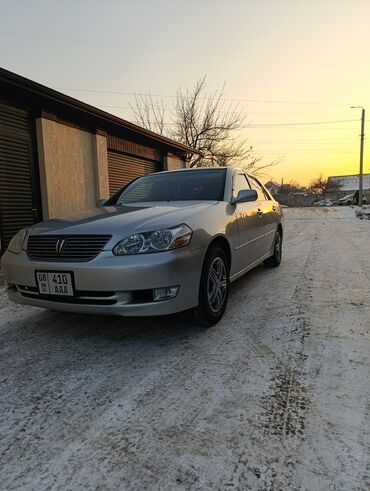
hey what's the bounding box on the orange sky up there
[1,0,369,186]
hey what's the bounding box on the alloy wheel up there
[275,232,282,261]
[207,257,227,313]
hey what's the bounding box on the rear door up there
[248,175,277,255]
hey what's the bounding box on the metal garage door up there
[0,102,41,254]
[107,150,162,195]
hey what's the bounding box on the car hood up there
[28,201,218,236]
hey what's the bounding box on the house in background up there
[0,68,198,254]
[327,174,370,196]
[264,180,281,196]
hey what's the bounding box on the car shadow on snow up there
[17,306,205,346]
[10,262,271,348]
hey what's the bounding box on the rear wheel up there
[264,228,282,268]
[193,246,229,327]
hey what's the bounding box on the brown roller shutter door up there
[107,150,162,195]
[0,102,41,254]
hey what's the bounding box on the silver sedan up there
[1,167,283,326]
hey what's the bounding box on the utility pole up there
[359,108,365,206]
[351,106,366,206]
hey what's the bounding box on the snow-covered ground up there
[0,207,369,490]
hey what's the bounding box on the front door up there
[231,173,264,275]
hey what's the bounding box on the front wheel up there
[193,246,229,327]
[264,228,282,268]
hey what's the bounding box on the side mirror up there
[96,198,108,206]
[232,189,258,204]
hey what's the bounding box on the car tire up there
[264,228,282,268]
[193,245,229,327]
[346,201,352,206]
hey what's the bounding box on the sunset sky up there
[1,0,369,185]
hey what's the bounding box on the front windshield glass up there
[115,169,226,204]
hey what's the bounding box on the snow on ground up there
[0,207,369,490]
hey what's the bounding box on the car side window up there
[248,176,267,201]
[258,180,272,200]
[233,173,250,198]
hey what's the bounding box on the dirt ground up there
[1,207,369,490]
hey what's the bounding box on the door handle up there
[257,208,263,217]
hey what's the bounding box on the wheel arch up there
[205,235,232,272]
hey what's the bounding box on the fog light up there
[153,286,179,302]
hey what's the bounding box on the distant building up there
[327,174,370,193]
[264,180,281,196]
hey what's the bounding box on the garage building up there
[0,68,197,254]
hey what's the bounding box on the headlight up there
[7,229,27,254]
[113,224,192,255]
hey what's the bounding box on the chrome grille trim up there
[26,235,112,261]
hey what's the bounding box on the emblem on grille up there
[55,239,65,256]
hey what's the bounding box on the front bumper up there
[1,247,205,316]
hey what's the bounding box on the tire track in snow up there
[260,229,319,438]
[228,225,321,490]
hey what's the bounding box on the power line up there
[246,119,358,127]
[253,142,357,146]
[246,127,357,130]
[249,138,356,143]
[257,150,370,155]
[255,150,359,155]
[97,104,356,117]
[255,147,366,151]
[0,31,351,67]
[54,87,364,106]
[123,118,358,128]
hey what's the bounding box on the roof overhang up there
[0,67,201,157]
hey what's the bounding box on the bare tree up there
[324,177,342,194]
[309,175,327,195]
[309,175,341,196]
[130,76,278,175]
[130,93,167,135]
[279,179,302,196]
[288,180,301,191]
[171,76,249,167]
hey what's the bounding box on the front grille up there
[26,235,112,261]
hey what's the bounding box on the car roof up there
[156,166,229,174]
[154,166,251,177]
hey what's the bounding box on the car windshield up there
[114,169,226,204]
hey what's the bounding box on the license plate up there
[36,271,74,297]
